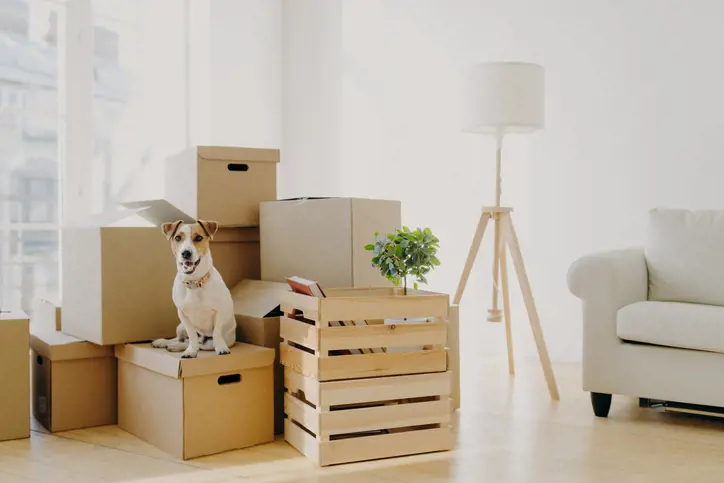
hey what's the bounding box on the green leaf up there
[364,244,375,251]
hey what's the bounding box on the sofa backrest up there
[646,208,724,306]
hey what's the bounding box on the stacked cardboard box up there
[3,143,413,465]
[25,146,279,459]
[0,311,29,442]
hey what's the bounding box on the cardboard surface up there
[31,298,61,332]
[62,201,260,345]
[31,331,113,361]
[231,279,287,434]
[259,198,401,288]
[117,341,274,459]
[164,145,280,227]
[0,311,29,441]
[114,342,275,379]
[62,223,179,345]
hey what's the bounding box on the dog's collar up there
[183,270,211,289]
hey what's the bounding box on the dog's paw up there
[166,341,188,352]
[216,348,231,356]
[181,349,198,359]
[151,338,169,349]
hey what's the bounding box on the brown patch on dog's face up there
[188,223,212,256]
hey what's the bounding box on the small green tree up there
[365,226,440,295]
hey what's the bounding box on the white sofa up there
[568,208,724,417]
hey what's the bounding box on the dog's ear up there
[197,220,219,240]
[162,220,184,240]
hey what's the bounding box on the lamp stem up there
[495,133,503,207]
[489,132,504,322]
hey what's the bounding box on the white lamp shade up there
[462,61,545,134]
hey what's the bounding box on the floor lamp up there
[456,61,559,400]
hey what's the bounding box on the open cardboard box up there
[259,197,401,288]
[231,279,289,434]
[62,199,260,346]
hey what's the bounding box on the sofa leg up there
[591,392,612,417]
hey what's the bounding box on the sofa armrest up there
[567,247,648,309]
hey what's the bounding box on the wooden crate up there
[280,287,450,382]
[284,369,455,466]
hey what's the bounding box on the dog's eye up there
[194,235,203,242]
[174,235,182,242]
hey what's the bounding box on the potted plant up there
[365,226,440,295]
[365,226,441,352]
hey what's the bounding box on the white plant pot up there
[383,316,431,353]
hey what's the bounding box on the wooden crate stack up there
[280,287,454,466]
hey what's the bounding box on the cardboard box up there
[165,145,280,227]
[31,298,61,332]
[31,331,117,432]
[62,200,260,345]
[0,311,29,441]
[259,198,401,288]
[231,279,289,434]
[116,342,275,460]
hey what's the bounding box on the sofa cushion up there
[645,208,724,306]
[617,301,724,354]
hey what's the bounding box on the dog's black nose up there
[181,250,192,260]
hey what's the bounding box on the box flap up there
[30,330,113,361]
[231,280,288,318]
[120,199,196,227]
[62,206,149,228]
[115,342,274,379]
[197,145,280,163]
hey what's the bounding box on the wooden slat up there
[318,350,447,381]
[284,393,320,435]
[319,293,449,323]
[284,368,321,407]
[448,304,461,410]
[319,426,454,467]
[280,316,319,351]
[280,342,319,379]
[281,291,321,323]
[320,399,452,438]
[320,371,452,407]
[319,322,446,352]
[284,419,320,466]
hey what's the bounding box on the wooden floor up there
[3,355,724,482]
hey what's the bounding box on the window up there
[0,0,190,315]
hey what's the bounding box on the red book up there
[286,276,326,298]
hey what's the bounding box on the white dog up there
[151,219,236,358]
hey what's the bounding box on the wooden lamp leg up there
[498,232,515,375]
[454,211,490,305]
[488,216,503,322]
[501,213,560,401]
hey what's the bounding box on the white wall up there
[281,0,344,198]
[283,0,724,362]
[207,0,282,149]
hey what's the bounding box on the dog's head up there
[161,220,219,276]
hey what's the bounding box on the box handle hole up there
[218,374,241,385]
[36,356,43,365]
[227,163,249,172]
